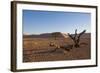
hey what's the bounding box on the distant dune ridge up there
[23,32,68,38]
[23,32,90,39]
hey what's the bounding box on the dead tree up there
[68,29,86,48]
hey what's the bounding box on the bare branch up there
[68,33,74,40]
[74,29,77,39]
[78,30,86,39]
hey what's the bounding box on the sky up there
[23,10,91,34]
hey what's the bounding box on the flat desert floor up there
[23,34,91,62]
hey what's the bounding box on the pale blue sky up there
[23,10,91,34]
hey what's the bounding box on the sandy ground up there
[23,37,91,62]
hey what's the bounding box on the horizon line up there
[23,32,91,35]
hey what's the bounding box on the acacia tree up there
[68,29,86,48]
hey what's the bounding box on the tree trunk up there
[74,43,79,48]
